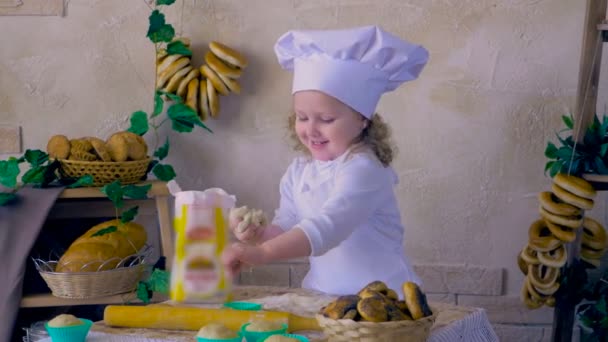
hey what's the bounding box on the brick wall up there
[235,261,561,341]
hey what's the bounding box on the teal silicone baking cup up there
[223,301,262,311]
[262,333,309,341]
[240,323,288,342]
[196,334,243,342]
[44,318,92,342]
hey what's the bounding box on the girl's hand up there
[221,242,268,278]
[228,206,267,244]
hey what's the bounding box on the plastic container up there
[262,333,309,341]
[44,319,92,342]
[223,301,262,311]
[240,323,288,342]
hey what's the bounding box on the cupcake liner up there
[45,318,92,342]
[240,323,288,342]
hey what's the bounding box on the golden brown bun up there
[48,314,83,327]
[105,133,129,162]
[200,64,229,95]
[205,50,243,79]
[47,135,71,159]
[551,183,594,210]
[86,137,112,162]
[207,78,220,118]
[199,79,210,121]
[56,219,147,272]
[177,68,201,98]
[356,296,387,322]
[538,191,581,216]
[157,56,190,89]
[69,138,93,153]
[119,131,148,160]
[68,149,97,161]
[209,41,248,68]
[401,282,432,320]
[553,173,596,200]
[186,78,199,112]
[163,65,193,94]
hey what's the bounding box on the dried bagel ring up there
[551,183,594,210]
[517,253,529,275]
[537,244,567,268]
[205,50,242,79]
[539,206,583,229]
[529,271,559,296]
[402,282,432,320]
[527,264,559,291]
[357,296,387,322]
[553,173,596,200]
[528,219,562,252]
[545,220,576,243]
[538,191,581,216]
[520,279,543,309]
[582,217,607,250]
[581,255,601,268]
[209,41,248,69]
[545,296,556,307]
[520,245,540,265]
[581,245,606,260]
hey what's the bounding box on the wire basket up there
[33,246,153,299]
[315,308,437,342]
[57,158,151,186]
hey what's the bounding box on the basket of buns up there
[315,281,437,342]
[47,131,150,187]
[34,219,152,299]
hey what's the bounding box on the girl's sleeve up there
[297,156,391,256]
[271,161,300,231]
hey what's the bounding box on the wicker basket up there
[315,308,437,342]
[36,262,148,299]
[57,158,151,186]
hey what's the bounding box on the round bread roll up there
[47,314,83,327]
[47,135,71,159]
[553,173,596,200]
[117,131,148,160]
[196,323,238,339]
[205,50,243,79]
[86,137,112,162]
[245,320,284,332]
[265,335,300,342]
[106,133,129,162]
[551,183,594,210]
[401,281,432,320]
[538,191,581,216]
[209,41,248,69]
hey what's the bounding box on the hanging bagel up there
[539,207,583,229]
[537,244,567,268]
[545,220,576,242]
[581,217,607,250]
[550,183,594,210]
[527,219,563,251]
[538,191,581,216]
[553,173,596,200]
[520,245,540,265]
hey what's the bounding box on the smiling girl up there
[222,25,429,296]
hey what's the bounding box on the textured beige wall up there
[0,0,603,297]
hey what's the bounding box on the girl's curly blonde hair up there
[287,113,396,166]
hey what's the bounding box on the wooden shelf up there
[20,292,168,308]
[58,180,170,199]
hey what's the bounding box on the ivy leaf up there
[0,192,17,206]
[556,147,575,160]
[165,92,183,103]
[152,163,176,181]
[91,225,118,237]
[128,111,149,136]
[121,206,139,224]
[0,159,20,188]
[136,282,152,304]
[152,91,164,118]
[147,10,175,43]
[24,150,48,167]
[21,165,46,185]
[66,174,94,188]
[147,269,170,294]
[549,161,563,177]
[154,138,170,160]
[122,184,151,199]
[544,161,556,174]
[601,143,608,157]
[40,159,60,188]
[545,142,558,159]
[167,40,192,56]
[156,0,176,5]
[100,180,125,208]
[167,103,212,133]
[562,115,574,129]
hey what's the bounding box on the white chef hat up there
[274,25,429,119]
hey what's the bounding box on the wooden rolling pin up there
[104,305,321,332]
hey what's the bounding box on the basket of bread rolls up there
[315,281,437,342]
[33,219,151,299]
[47,131,150,187]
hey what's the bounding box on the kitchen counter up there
[89,286,498,342]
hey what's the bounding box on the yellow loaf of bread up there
[56,219,147,272]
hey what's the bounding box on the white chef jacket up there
[272,148,421,296]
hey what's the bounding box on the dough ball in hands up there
[47,314,83,327]
[196,322,238,339]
